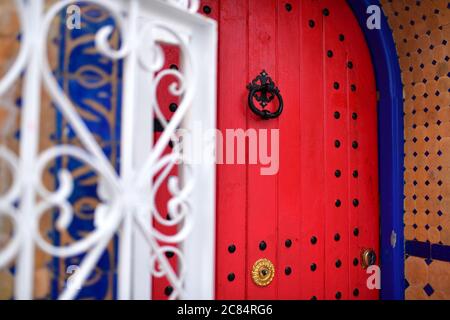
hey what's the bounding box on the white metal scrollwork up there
[0,0,217,300]
[164,0,200,12]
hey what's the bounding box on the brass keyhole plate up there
[251,258,275,287]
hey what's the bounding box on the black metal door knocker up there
[247,70,283,120]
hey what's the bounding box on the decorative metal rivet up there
[339,34,345,41]
[309,20,315,28]
[165,251,174,258]
[285,239,292,248]
[352,141,358,149]
[335,291,342,300]
[228,244,236,253]
[334,233,340,241]
[251,258,275,287]
[335,140,341,148]
[353,228,359,236]
[334,111,340,119]
[347,61,353,69]
[285,266,292,275]
[227,273,235,282]
[164,286,173,296]
[353,170,359,178]
[352,112,357,120]
[353,199,359,207]
[335,199,341,207]
[169,102,178,112]
[351,84,357,91]
[285,3,292,12]
[335,259,342,268]
[202,5,211,14]
[327,50,333,58]
[333,82,340,90]
[259,241,267,251]
[153,117,164,132]
[311,236,317,245]
[353,258,359,266]
[353,288,359,297]
[335,170,341,178]
[323,8,330,16]
[310,263,317,271]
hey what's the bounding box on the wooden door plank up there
[322,0,351,300]
[340,2,380,301]
[276,0,301,299]
[247,0,278,299]
[214,0,249,299]
[298,0,326,300]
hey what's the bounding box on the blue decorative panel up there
[50,4,122,299]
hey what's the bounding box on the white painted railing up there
[0,0,217,300]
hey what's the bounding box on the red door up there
[203,0,380,300]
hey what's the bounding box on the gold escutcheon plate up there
[251,258,275,287]
[361,248,377,269]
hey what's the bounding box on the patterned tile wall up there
[50,3,121,300]
[380,0,450,299]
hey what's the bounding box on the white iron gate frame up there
[0,0,217,300]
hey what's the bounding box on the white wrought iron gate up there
[0,0,217,300]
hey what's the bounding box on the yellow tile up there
[405,286,429,300]
[415,227,429,242]
[0,270,13,300]
[0,1,19,37]
[405,257,429,286]
[405,225,415,241]
[441,217,450,245]
[415,212,428,227]
[405,212,415,225]
[442,232,450,246]
[34,268,51,299]
[428,212,441,227]
[429,260,450,293]
[428,227,441,244]
[429,290,446,300]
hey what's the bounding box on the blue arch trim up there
[347,0,405,300]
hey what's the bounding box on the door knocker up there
[247,70,283,120]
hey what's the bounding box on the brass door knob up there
[251,258,275,287]
[361,248,377,269]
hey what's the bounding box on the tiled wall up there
[381,0,450,299]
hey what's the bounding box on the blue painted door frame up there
[347,0,405,300]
